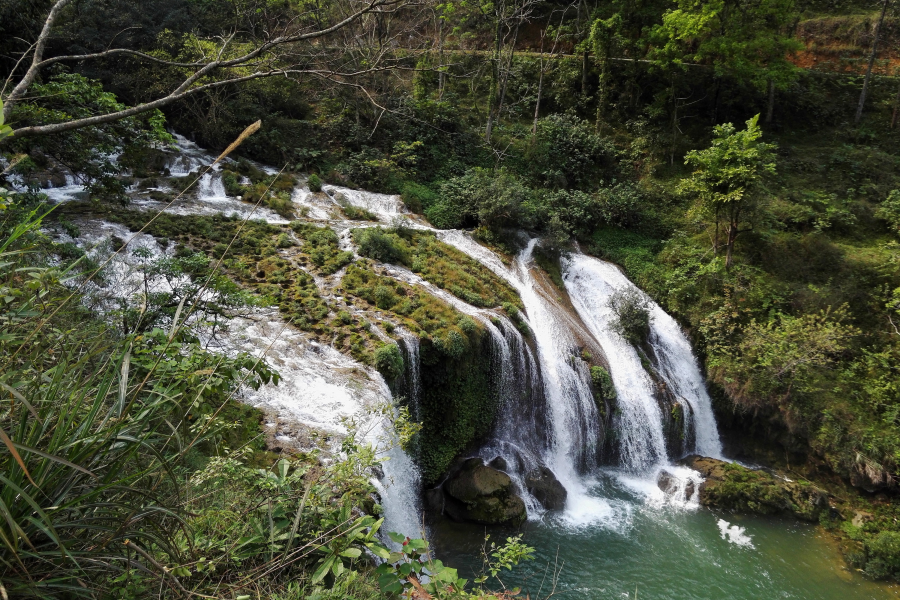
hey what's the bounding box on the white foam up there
[717,519,754,548]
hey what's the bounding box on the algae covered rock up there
[443,458,526,525]
[681,455,830,521]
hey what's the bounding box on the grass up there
[353,226,523,310]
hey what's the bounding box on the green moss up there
[290,222,354,275]
[533,245,565,290]
[353,226,522,309]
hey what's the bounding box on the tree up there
[650,0,802,122]
[855,0,892,125]
[679,114,776,268]
[1,0,428,139]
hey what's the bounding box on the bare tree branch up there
[2,0,427,138]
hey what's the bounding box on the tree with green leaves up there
[678,114,776,268]
[649,0,802,122]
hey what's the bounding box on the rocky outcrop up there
[440,458,526,525]
[657,469,695,500]
[681,455,831,521]
[525,466,567,510]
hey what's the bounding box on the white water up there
[562,254,723,460]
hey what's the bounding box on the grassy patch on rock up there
[352,226,522,309]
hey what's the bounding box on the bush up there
[374,344,405,380]
[867,531,900,579]
[429,168,531,231]
[876,189,900,234]
[591,365,617,400]
[354,227,410,264]
[609,287,652,345]
[308,173,323,192]
[525,113,615,189]
[400,181,438,213]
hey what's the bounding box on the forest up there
[3,0,900,597]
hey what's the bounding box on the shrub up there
[590,365,617,400]
[400,180,437,213]
[609,287,652,345]
[876,189,900,234]
[308,173,323,192]
[374,344,405,380]
[525,113,615,189]
[867,531,900,579]
[354,227,410,264]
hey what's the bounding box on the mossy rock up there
[681,455,830,521]
[442,457,526,526]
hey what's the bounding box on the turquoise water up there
[429,471,900,600]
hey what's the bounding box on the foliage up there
[308,173,323,193]
[679,115,777,266]
[428,168,532,231]
[525,114,615,190]
[6,73,172,203]
[609,287,653,345]
[375,344,405,380]
[876,189,900,235]
[649,0,803,91]
[590,365,617,401]
[375,533,534,598]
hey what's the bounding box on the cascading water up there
[30,137,897,598]
[562,254,722,462]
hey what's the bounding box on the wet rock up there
[680,455,830,522]
[424,487,444,513]
[850,462,896,493]
[525,466,567,510]
[685,480,695,499]
[442,458,526,525]
[489,456,508,471]
[657,470,678,494]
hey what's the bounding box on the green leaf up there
[340,548,362,558]
[388,531,406,544]
[311,556,335,583]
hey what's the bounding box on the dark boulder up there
[442,458,526,525]
[525,466,567,510]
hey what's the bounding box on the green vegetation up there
[7,0,900,586]
[353,226,521,309]
[308,173,323,193]
[609,287,653,346]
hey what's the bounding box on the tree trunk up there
[714,209,720,255]
[485,17,503,143]
[438,17,445,100]
[533,55,545,135]
[892,80,900,129]
[725,221,737,269]
[766,79,775,124]
[855,0,890,125]
[582,50,589,96]
[497,25,520,129]
[670,76,678,166]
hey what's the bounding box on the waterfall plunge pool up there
[429,471,900,600]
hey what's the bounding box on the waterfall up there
[646,306,724,459]
[39,134,728,534]
[399,330,421,422]
[562,253,722,463]
[198,171,228,199]
[561,254,668,471]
